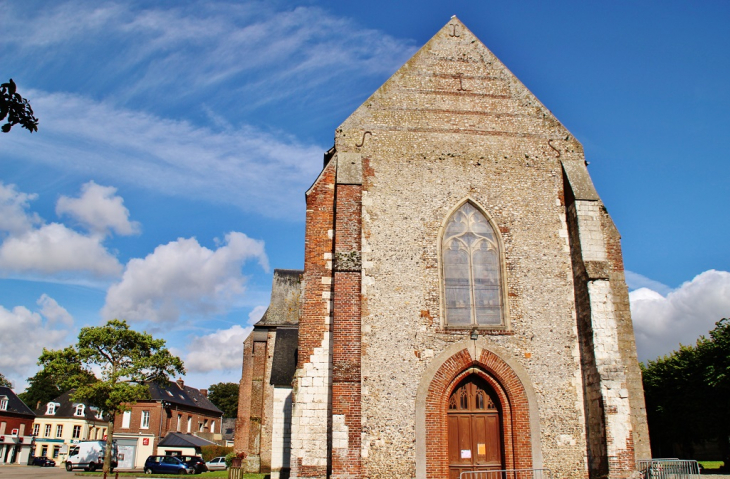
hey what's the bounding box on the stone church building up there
[236,17,649,479]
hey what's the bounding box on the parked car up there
[144,455,195,475]
[180,456,208,474]
[205,456,227,471]
[31,457,56,467]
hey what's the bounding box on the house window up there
[46,403,56,415]
[121,411,131,428]
[72,425,81,439]
[74,404,85,417]
[442,202,505,327]
[198,421,203,432]
[0,397,7,410]
[141,410,150,429]
[56,425,63,438]
[203,419,208,431]
[187,416,191,433]
[53,446,61,458]
[33,424,40,436]
[95,409,104,420]
[177,414,182,432]
[41,445,48,457]
[210,421,215,433]
[44,424,51,437]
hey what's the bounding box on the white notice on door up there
[461,449,472,459]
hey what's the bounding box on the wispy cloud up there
[630,269,730,362]
[2,1,417,219]
[5,91,324,219]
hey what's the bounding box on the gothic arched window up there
[442,202,504,327]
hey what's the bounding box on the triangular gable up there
[338,16,582,157]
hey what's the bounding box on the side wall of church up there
[290,160,337,479]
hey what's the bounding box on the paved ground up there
[0,465,143,479]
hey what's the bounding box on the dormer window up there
[96,409,103,420]
[166,391,173,397]
[74,404,85,416]
[0,396,8,411]
[46,403,57,415]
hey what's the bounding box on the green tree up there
[38,319,184,473]
[642,318,730,458]
[207,382,239,418]
[1,79,38,133]
[0,372,11,388]
[18,363,96,409]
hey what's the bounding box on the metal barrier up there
[460,468,552,479]
[637,459,701,479]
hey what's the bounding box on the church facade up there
[236,17,649,479]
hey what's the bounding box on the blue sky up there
[1,0,729,392]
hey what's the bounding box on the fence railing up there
[637,459,701,479]
[460,468,552,479]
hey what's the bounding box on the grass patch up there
[699,461,724,470]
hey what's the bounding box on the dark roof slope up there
[158,432,217,448]
[270,327,298,387]
[256,269,303,326]
[0,386,35,418]
[33,389,102,420]
[149,381,222,415]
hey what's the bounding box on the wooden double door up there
[448,375,503,479]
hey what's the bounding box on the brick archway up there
[423,347,534,479]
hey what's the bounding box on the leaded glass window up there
[442,202,503,326]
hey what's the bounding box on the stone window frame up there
[438,198,510,331]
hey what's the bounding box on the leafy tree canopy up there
[38,319,184,472]
[0,372,11,388]
[207,382,239,418]
[18,359,96,409]
[1,79,38,134]
[642,317,730,458]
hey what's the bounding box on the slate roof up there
[0,386,35,418]
[33,389,104,420]
[149,381,223,416]
[158,432,217,448]
[270,327,299,387]
[256,269,303,327]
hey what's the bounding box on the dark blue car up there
[144,455,195,475]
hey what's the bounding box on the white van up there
[65,440,118,472]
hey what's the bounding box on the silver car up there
[205,456,227,471]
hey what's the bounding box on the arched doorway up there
[448,375,503,479]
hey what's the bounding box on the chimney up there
[200,389,207,398]
[36,401,41,409]
[176,379,184,389]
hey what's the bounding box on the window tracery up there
[442,202,504,327]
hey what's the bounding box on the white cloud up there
[37,293,74,327]
[0,182,132,282]
[183,324,251,373]
[0,182,41,236]
[625,270,672,296]
[630,270,730,362]
[0,223,122,279]
[0,296,72,390]
[56,181,140,236]
[102,232,269,323]
[248,305,267,323]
